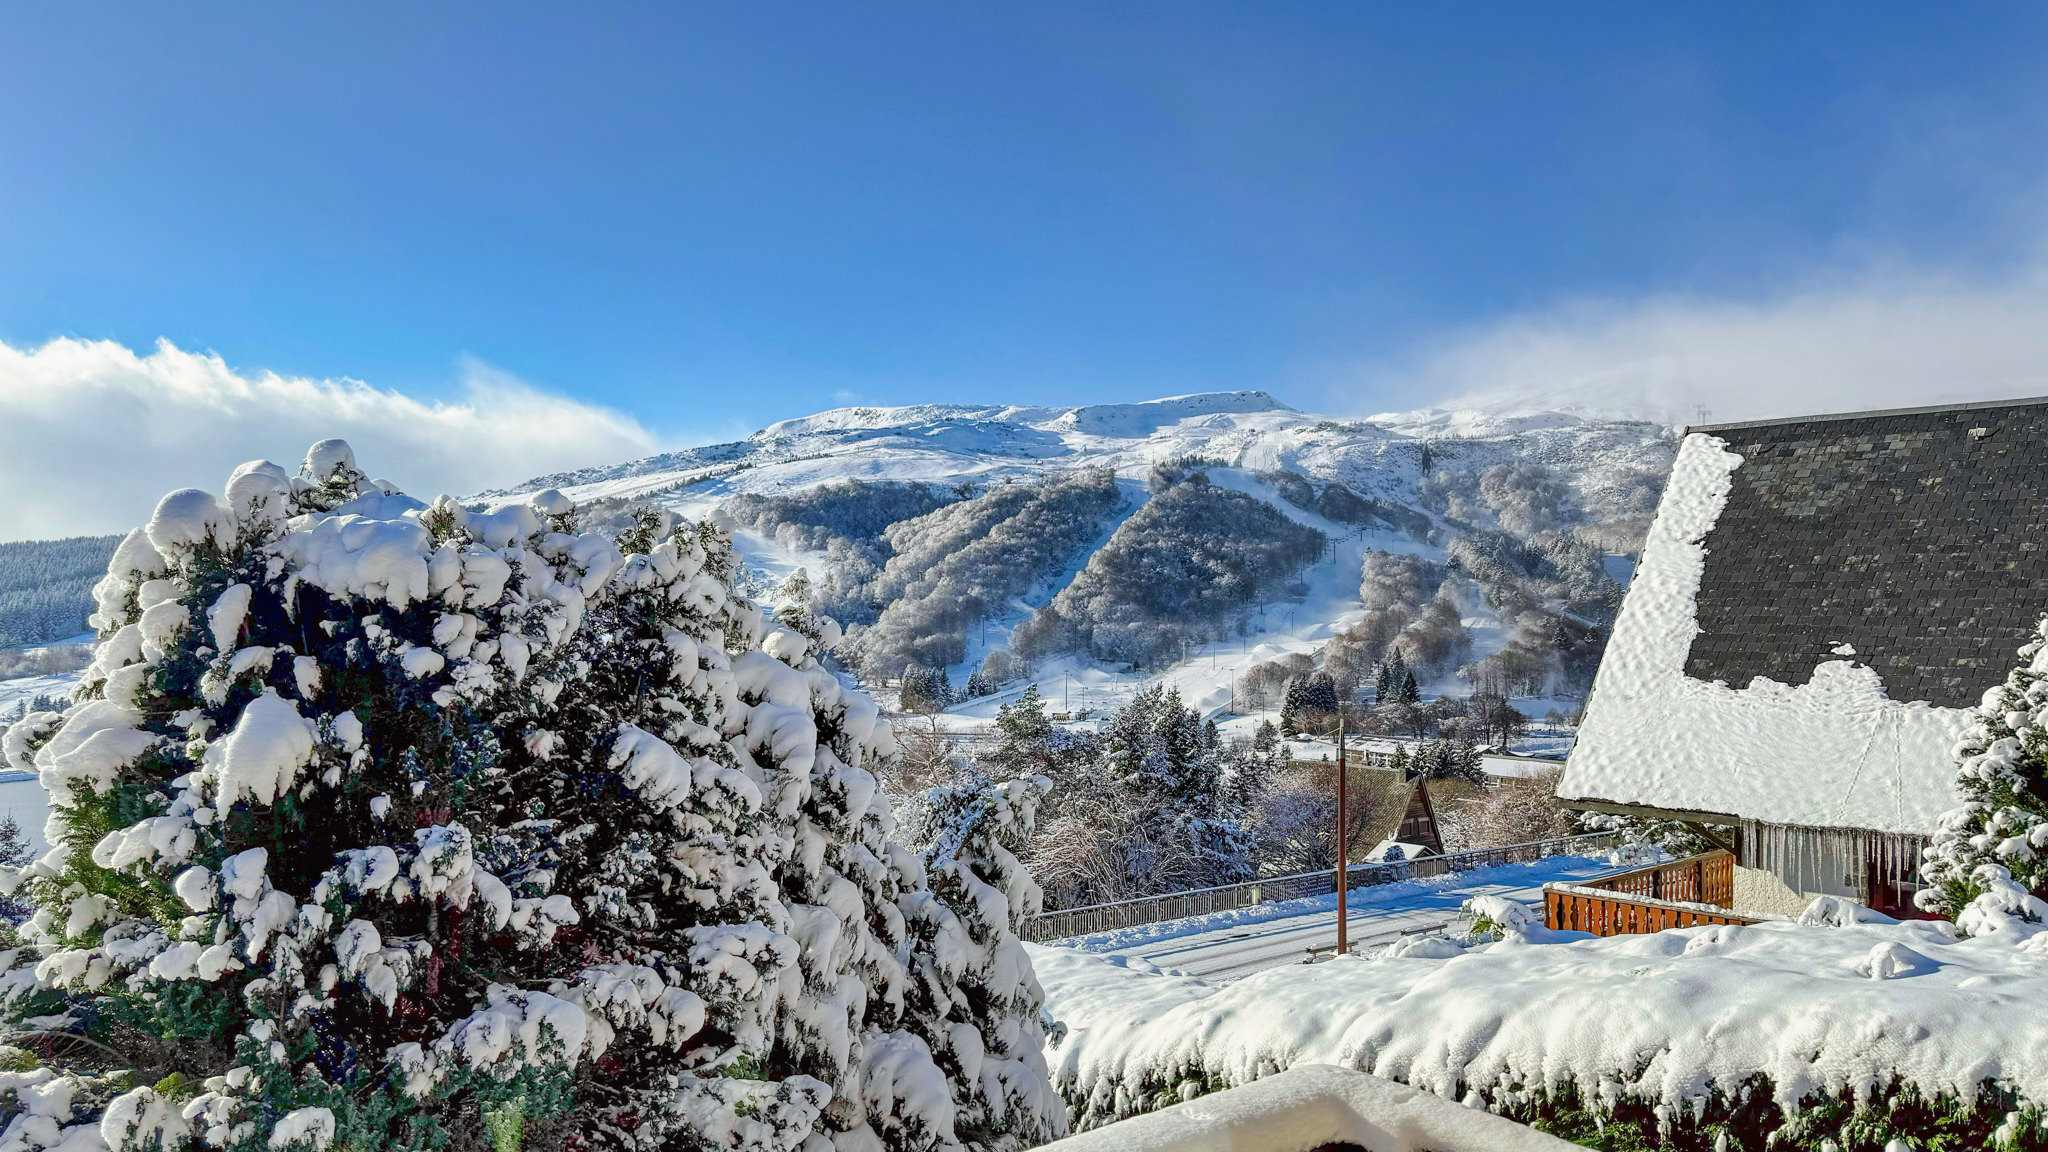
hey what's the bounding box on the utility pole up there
[1335,716,1348,956]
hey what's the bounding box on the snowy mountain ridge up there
[468,389,1676,727]
[486,389,1674,525]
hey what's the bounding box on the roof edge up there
[1686,394,2048,436]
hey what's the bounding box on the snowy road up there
[1051,855,1624,982]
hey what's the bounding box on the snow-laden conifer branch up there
[0,439,1063,1151]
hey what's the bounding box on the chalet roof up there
[1282,763,1449,856]
[1686,399,2048,708]
[1556,400,2048,835]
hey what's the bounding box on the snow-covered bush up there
[897,775,1066,1149]
[0,440,1058,1151]
[1036,913,2048,1150]
[1921,612,2048,924]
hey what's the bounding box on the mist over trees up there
[0,534,120,648]
[1013,477,1324,667]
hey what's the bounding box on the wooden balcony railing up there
[1543,849,1761,936]
[1583,849,1736,907]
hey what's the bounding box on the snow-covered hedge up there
[0,441,1065,1151]
[1037,1063,1579,1152]
[1033,906,2048,1149]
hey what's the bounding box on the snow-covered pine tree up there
[1919,613,2048,924]
[0,440,1050,1152]
[0,441,841,1150]
[1221,721,1279,821]
[1097,687,1254,893]
[897,775,1066,1151]
[1396,670,1421,706]
[0,815,30,924]
[898,667,949,716]
[1278,678,1304,736]
[1388,743,1412,776]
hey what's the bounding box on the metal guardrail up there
[1022,831,1622,942]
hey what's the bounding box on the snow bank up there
[1036,912,2048,1133]
[1559,433,1970,833]
[1038,1063,1577,1152]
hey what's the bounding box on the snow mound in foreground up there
[1035,910,2048,1134]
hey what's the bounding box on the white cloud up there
[0,337,660,540]
[1377,262,2048,427]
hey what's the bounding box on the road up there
[1057,855,1623,982]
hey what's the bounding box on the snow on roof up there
[1364,839,1433,863]
[1558,430,1976,834]
[1684,401,2048,707]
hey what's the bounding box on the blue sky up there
[6,3,2048,522]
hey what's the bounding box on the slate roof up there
[1685,398,2048,708]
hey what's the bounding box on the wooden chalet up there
[1559,399,2048,917]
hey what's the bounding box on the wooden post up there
[1335,718,1348,956]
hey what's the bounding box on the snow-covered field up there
[1036,903,2048,1136]
[1050,854,1623,981]
[0,669,79,718]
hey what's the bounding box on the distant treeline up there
[0,535,120,649]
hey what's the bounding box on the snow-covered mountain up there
[489,391,1677,724]
[491,390,1671,526]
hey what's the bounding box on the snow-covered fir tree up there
[0,816,30,925]
[1095,687,1254,894]
[0,440,1060,1152]
[896,775,1065,1151]
[1220,721,1280,820]
[897,666,951,716]
[1920,613,2048,923]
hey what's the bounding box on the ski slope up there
[1048,854,1623,982]
[475,391,1668,737]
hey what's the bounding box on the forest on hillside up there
[0,534,119,648]
[1012,471,1326,667]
